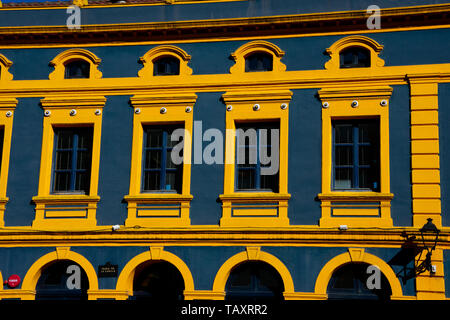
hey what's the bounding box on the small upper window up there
[245,52,273,72]
[64,60,90,79]
[153,56,180,76]
[339,47,371,68]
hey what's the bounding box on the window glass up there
[333,120,379,191]
[64,60,90,79]
[235,122,279,192]
[142,125,183,193]
[53,127,93,194]
[339,47,371,68]
[153,56,180,76]
[245,52,273,72]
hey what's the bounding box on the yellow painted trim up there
[0,54,13,81]
[314,248,406,300]
[31,96,105,231]
[138,45,192,79]
[318,84,393,228]
[21,247,99,300]
[124,92,196,228]
[49,48,102,80]
[73,0,88,7]
[212,247,295,299]
[0,98,17,227]
[220,89,291,227]
[115,246,195,300]
[229,40,286,74]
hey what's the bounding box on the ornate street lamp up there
[415,218,440,275]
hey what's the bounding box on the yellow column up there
[409,78,445,299]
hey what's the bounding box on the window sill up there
[124,194,193,228]
[32,195,100,204]
[317,192,393,201]
[219,193,291,202]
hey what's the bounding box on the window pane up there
[144,171,160,190]
[245,52,273,72]
[64,60,90,79]
[56,131,73,149]
[335,168,352,189]
[153,56,180,76]
[54,172,71,192]
[339,47,371,68]
[145,150,161,169]
[75,172,89,192]
[55,151,72,170]
[335,125,353,143]
[76,150,91,170]
[237,169,256,190]
[146,129,162,148]
[335,146,353,166]
[260,170,279,192]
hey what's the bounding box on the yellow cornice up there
[0,4,449,37]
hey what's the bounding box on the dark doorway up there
[131,261,185,300]
[225,261,284,301]
[327,263,392,300]
[35,260,89,300]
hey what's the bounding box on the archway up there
[327,262,391,300]
[35,260,89,300]
[225,261,284,301]
[130,260,185,300]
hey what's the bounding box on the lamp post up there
[415,218,440,275]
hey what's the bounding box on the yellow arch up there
[324,35,385,70]
[21,247,99,300]
[229,40,286,74]
[212,248,295,298]
[138,45,193,78]
[115,247,194,300]
[314,248,404,299]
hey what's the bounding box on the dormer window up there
[64,60,91,79]
[339,47,371,68]
[153,56,180,76]
[245,52,273,72]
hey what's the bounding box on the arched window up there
[245,52,273,72]
[153,56,180,76]
[35,260,89,300]
[225,261,284,301]
[131,261,185,300]
[64,59,91,79]
[339,46,371,68]
[327,263,391,300]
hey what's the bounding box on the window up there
[64,60,91,79]
[235,122,279,192]
[332,120,379,191]
[245,52,273,72]
[153,56,180,76]
[339,47,371,68]
[142,125,183,193]
[52,127,93,194]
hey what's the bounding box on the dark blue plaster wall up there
[4,98,43,227]
[3,29,450,81]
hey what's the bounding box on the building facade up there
[0,0,449,301]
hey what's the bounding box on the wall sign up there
[98,262,118,278]
[5,274,21,288]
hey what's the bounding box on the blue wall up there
[439,83,450,227]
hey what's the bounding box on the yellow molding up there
[314,248,407,300]
[138,45,192,79]
[21,247,99,300]
[125,93,196,228]
[116,247,194,300]
[324,35,385,71]
[0,54,13,81]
